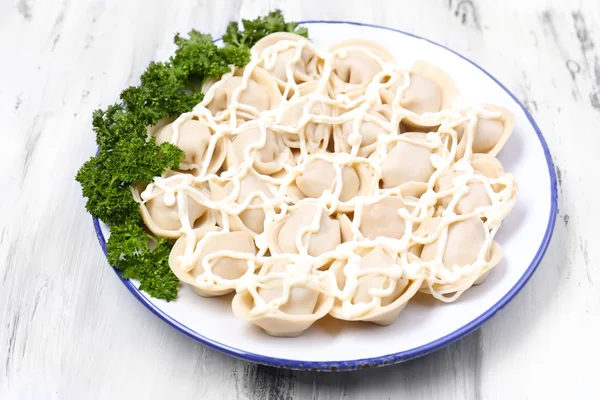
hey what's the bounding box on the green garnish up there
[76,11,308,301]
[107,221,179,301]
[223,10,308,48]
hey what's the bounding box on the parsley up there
[107,221,179,301]
[76,11,308,301]
[223,10,308,48]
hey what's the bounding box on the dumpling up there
[252,32,323,91]
[209,175,274,235]
[194,232,256,280]
[154,117,226,174]
[437,173,491,216]
[380,61,459,115]
[327,40,396,99]
[147,117,175,137]
[402,74,443,114]
[471,154,507,192]
[169,230,257,297]
[380,132,436,188]
[420,217,487,266]
[296,158,368,201]
[257,265,320,315]
[333,106,391,157]
[207,67,281,121]
[138,181,213,239]
[329,247,422,325]
[455,105,515,159]
[232,263,334,337]
[418,217,503,297]
[276,82,333,152]
[224,123,293,175]
[471,153,504,174]
[267,202,347,256]
[436,152,511,215]
[226,176,274,235]
[359,196,408,240]
[352,248,406,306]
[287,154,372,207]
[436,155,503,212]
[298,159,358,201]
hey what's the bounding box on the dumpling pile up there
[135,33,518,337]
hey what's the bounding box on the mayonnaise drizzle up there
[136,36,517,320]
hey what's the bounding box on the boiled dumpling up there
[287,155,372,206]
[147,117,175,137]
[402,74,443,114]
[252,32,322,89]
[277,85,333,152]
[473,119,504,153]
[154,117,226,174]
[359,196,408,240]
[420,217,486,267]
[471,154,504,175]
[418,217,503,297]
[329,248,422,325]
[224,123,292,175]
[331,50,380,87]
[223,175,274,234]
[437,153,508,215]
[455,105,515,159]
[207,67,281,120]
[144,192,205,232]
[297,159,358,201]
[352,247,407,306]
[232,264,334,337]
[168,228,256,297]
[333,106,391,156]
[380,61,458,115]
[328,40,395,99]
[382,73,442,114]
[139,182,211,239]
[194,232,256,278]
[267,202,343,256]
[208,175,275,235]
[257,284,319,316]
[257,267,320,316]
[380,132,435,188]
[191,231,256,297]
[437,174,491,215]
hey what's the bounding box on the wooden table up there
[2,0,598,398]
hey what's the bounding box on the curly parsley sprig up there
[76,11,308,300]
[224,10,308,48]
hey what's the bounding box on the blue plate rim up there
[91,20,558,371]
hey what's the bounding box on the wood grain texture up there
[1,0,599,398]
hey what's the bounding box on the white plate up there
[93,21,557,371]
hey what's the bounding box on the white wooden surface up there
[1,0,599,398]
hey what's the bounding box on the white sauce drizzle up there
[136,36,518,320]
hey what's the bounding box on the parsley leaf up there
[107,220,179,302]
[76,137,183,226]
[223,10,308,48]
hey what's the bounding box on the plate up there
[93,21,557,371]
